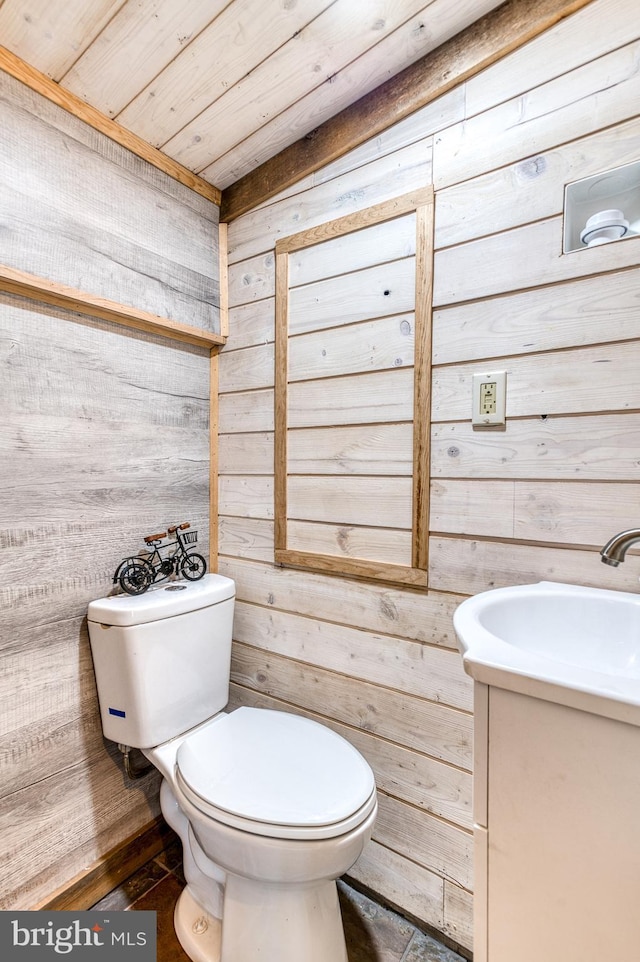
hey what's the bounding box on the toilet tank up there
[87,574,235,749]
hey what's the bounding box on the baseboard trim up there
[34,816,174,911]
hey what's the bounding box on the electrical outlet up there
[472,371,506,426]
[480,380,497,415]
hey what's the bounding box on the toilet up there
[87,574,377,962]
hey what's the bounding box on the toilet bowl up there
[87,576,377,962]
[146,708,377,962]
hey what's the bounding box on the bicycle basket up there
[182,530,198,544]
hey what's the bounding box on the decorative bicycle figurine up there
[113,522,207,595]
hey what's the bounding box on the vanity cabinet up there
[473,682,640,961]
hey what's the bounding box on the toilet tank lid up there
[87,574,235,626]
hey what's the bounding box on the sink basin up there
[454,581,640,724]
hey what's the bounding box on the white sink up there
[454,581,640,724]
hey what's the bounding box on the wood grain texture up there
[219,517,274,563]
[209,351,220,566]
[286,519,413,566]
[289,314,415,381]
[0,747,161,910]
[288,262,416,338]
[0,264,224,348]
[376,792,472,890]
[0,68,221,332]
[218,343,275,394]
[435,118,640,250]
[432,341,640,422]
[287,423,414,476]
[117,0,337,150]
[0,0,127,79]
[412,200,434,571]
[443,882,474,951]
[287,476,413,529]
[430,479,640,546]
[230,643,472,769]
[274,192,433,585]
[232,600,473,711]
[218,476,274,520]
[36,816,173,911]
[217,223,229,339]
[228,140,437,266]
[0,0,508,202]
[274,248,289,554]
[464,0,636,118]
[60,0,231,119]
[218,432,274,475]
[0,44,221,204]
[434,28,640,191]
[434,218,640,307]
[429,537,640,596]
[221,0,595,219]
[218,556,463,649]
[275,189,430,255]
[347,839,446,936]
[164,0,483,177]
[275,548,429,589]
[432,266,640,364]
[431,414,640,481]
[1,75,212,910]
[219,5,640,953]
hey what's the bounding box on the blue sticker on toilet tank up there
[109,707,126,718]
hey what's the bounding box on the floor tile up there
[130,874,190,962]
[402,928,467,962]
[95,851,467,962]
[154,836,183,873]
[338,881,415,962]
[91,859,169,913]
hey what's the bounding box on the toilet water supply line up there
[118,744,154,779]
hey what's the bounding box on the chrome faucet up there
[600,528,640,567]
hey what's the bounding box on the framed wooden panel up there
[274,188,434,587]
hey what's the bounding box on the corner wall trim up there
[0,44,221,207]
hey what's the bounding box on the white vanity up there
[454,581,640,962]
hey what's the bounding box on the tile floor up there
[91,839,467,962]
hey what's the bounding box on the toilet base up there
[172,877,348,962]
[221,874,348,962]
[174,887,222,962]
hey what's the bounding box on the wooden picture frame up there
[274,187,434,588]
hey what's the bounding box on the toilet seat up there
[175,707,376,840]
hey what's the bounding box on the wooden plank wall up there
[220,0,640,952]
[0,71,219,909]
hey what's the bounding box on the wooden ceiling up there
[0,0,595,217]
[0,0,504,188]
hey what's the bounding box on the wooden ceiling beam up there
[220,0,595,222]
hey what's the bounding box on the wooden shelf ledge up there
[0,263,226,350]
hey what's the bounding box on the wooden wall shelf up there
[0,263,225,350]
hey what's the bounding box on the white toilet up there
[87,574,377,962]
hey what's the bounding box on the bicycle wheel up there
[180,552,207,581]
[119,559,154,595]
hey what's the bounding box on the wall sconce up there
[563,160,640,253]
